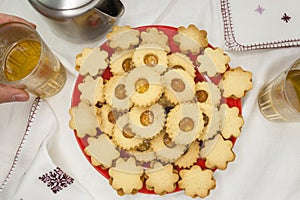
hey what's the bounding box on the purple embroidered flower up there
[39,167,74,194]
[255,5,265,15]
[281,13,291,23]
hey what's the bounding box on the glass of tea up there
[258,58,300,122]
[0,22,66,98]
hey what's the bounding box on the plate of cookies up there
[69,24,253,198]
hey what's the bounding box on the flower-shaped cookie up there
[200,134,235,170]
[69,100,99,138]
[78,75,104,105]
[174,140,200,168]
[76,47,108,76]
[197,47,230,77]
[107,26,140,50]
[173,24,208,54]
[178,165,216,198]
[219,104,244,139]
[145,162,179,195]
[108,157,144,195]
[141,28,170,52]
[84,134,120,169]
[218,66,253,98]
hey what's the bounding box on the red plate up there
[71,25,241,194]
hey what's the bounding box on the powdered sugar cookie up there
[78,76,104,105]
[151,131,187,163]
[166,103,204,145]
[112,113,144,150]
[219,66,253,98]
[163,69,195,104]
[109,157,144,195]
[219,104,244,139]
[141,27,170,52]
[126,66,164,107]
[129,103,166,139]
[104,75,133,111]
[200,134,235,170]
[109,50,135,75]
[132,44,168,74]
[178,165,216,198]
[196,47,230,77]
[107,25,140,50]
[173,24,208,54]
[145,162,179,195]
[195,81,221,106]
[76,47,109,76]
[84,134,120,169]
[168,52,196,78]
[69,100,99,138]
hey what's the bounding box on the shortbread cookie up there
[78,76,104,105]
[163,69,195,104]
[106,25,140,50]
[219,66,253,98]
[69,100,99,138]
[109,157,144,195]
[196,47,230,77]
[200,134,235,170]
[129,103,166,139]
[84,134,120,169]
[168,52,196,78]
[104,75,133,111]
[219,104,244,139]
[141,28,170,52]
[195,81,221,106]
[145,162,179,195]
[178,165,216,198]
[112,113,144,150]
[174,140,200,168]
[166,103,204,145]
[76,47,108,76]
[109,50,135,75]
[126,66,164,107]
[173,24,208,54]
[132,44,169,74]
[151,132,187,163]
[127,146,157,163]
[98,104,119,137]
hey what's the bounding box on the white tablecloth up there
[1,0,300,200]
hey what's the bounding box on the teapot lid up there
[36,0,93,10]
[29,0,103,18]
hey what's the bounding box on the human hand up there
[0,13,35,103]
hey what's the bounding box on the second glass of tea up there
[0,22,66,98]
[258,58,300,122]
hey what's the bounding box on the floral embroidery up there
[255,5,265,15]
[39,167,74,194]
[281,13,291,23]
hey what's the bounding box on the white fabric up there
[1,0,300,200]
[222,0,300,50]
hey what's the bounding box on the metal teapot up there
[28,0,124,43]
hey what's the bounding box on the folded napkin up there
[221,0,300,51]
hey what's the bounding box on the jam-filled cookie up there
[168,52,196,78]
[109,50,135,75]
[129,103,166,139]
[166,102,204,145]
[126,66,164,107]
[195,81,221,106]
[163,68,195,104]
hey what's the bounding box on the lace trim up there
[0,97,42,192]
[220,0,300,51]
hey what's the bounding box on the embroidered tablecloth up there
[221,0,300,50]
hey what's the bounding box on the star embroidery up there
[281,13,291,23]
[255,5,265,15]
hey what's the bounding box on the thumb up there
[0,84,29,103]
